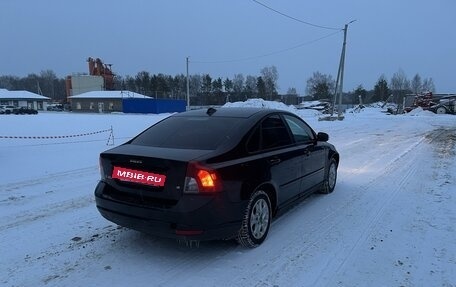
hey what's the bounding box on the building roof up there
[0,89,51,100]
[69,90,151,99]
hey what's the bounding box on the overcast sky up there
[1,0,455,94]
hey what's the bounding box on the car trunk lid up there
[100,144,213,205]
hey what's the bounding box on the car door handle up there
[303,149,311,156]
[269,158,281,165]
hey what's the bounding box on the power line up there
[252,0,341,31]
[191,30,342,64]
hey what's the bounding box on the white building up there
[0,89,51,110]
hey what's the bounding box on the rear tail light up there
[184,162,222,194]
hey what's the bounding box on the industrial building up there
[64,57,186,114]
[68,90,186,114]
[65,57,115,99]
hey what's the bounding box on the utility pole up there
[332,20,355,119]
[186,57,190,110]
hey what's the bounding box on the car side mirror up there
[317,132,329,142]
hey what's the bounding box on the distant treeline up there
[0,67,435,105]
[0,66,281,105]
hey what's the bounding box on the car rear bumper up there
[94,181,246,241]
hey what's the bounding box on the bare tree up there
[422,77,436,93]
[189,74,202,97]
[0,75,20,90]
[125,75,136,91]
[39,70,57,98]
[232,73,244,95]
[390,69,410,104]
[135,71,150,95]
[260,66,279,100]
[411,73,422,94]
[244,75,257,98]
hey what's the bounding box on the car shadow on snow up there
[93,192,339,256]
[90,224,241,257]
[77,191,343,266]
[114,194,333,255]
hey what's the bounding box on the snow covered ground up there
[1,100,455,287]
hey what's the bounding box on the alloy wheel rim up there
[250,198,270,239]
[436,107,446,114]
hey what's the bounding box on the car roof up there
[173,107,288,118]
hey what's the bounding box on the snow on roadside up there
[0,101,455,287]
[223,98,322,118]
[0,112,171,182]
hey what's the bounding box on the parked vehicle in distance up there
[12,107,38,115]
[430,95,456,115]
[0,105,16,114]
[404,92,437,113]
[94,107,339,247]
[47,104,64,111]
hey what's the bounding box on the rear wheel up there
[237,190,271,248]
[436,106,447,114]
[320,158,337,194]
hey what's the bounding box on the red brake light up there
[197,170,217,188]
[184,162,221,193]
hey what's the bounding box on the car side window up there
[246,114,294,153]
[283,114,315,143]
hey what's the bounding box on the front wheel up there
[435,106,447,114]
[319,158,337,194]
[237,190,272,248]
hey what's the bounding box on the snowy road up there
[1,106,455,287]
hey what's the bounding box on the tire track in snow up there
[323,127,456,286]
[0,194,94,232]
[1,223,128,286]
[0,167,99,231]
[265,129,440,286]
[0,166,98,193]
[239,131,429,286]
[320,151,420,286]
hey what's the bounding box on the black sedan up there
[95,107,339,247]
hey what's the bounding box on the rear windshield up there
[130,116,244,150]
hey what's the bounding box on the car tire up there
[319,158,337,194]
[237,190,271,248]
[435,106,447,114]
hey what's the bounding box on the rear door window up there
[247,114,293,152]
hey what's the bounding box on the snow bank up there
[223,98,294,111]
[405,107,436,117]
[223,98,321,118]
